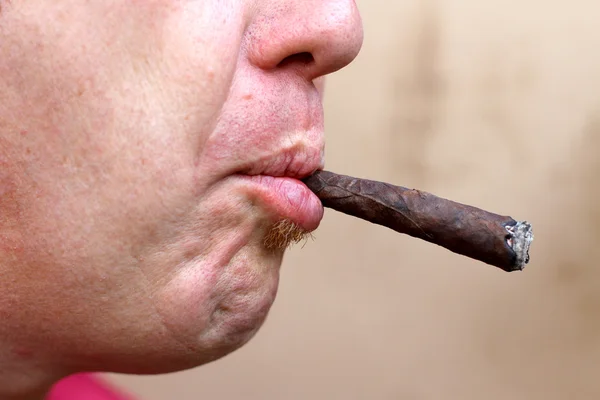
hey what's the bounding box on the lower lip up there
[234,175,324,231]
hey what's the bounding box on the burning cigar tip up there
[505,220,534,271]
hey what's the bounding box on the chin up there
[87,271,280,376]
[76,221,289,375]
[124,244,283,374]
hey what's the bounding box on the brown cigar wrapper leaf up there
[303,170,533,272]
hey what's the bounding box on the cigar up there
[302,170,533,272]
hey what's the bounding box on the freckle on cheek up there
[207,69,215,81]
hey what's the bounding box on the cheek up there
[161,1,244,100]
[0,0,270,367]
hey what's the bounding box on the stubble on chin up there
[263,219,313,250]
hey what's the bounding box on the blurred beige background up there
[108,0,600,399]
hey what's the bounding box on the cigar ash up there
[505,220,534,269]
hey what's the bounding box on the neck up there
[0,260,67,399]
[0,373,55,400]
[0,388,49,400]
[0,346,66,400]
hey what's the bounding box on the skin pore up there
[0,0,363,398]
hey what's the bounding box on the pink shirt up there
[47,373,135,400]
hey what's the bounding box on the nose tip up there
[246,0,364,80]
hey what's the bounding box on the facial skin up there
[0,0,362,397]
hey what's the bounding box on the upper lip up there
[237,140,324,180]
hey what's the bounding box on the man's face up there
[0,0,362,373]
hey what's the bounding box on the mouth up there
[232,144,325,232]
[235,174,324,232]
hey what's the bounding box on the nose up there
[245,0,364,81]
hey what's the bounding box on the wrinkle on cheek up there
[166,1,247,153]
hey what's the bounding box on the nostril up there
[277,52,315,69]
